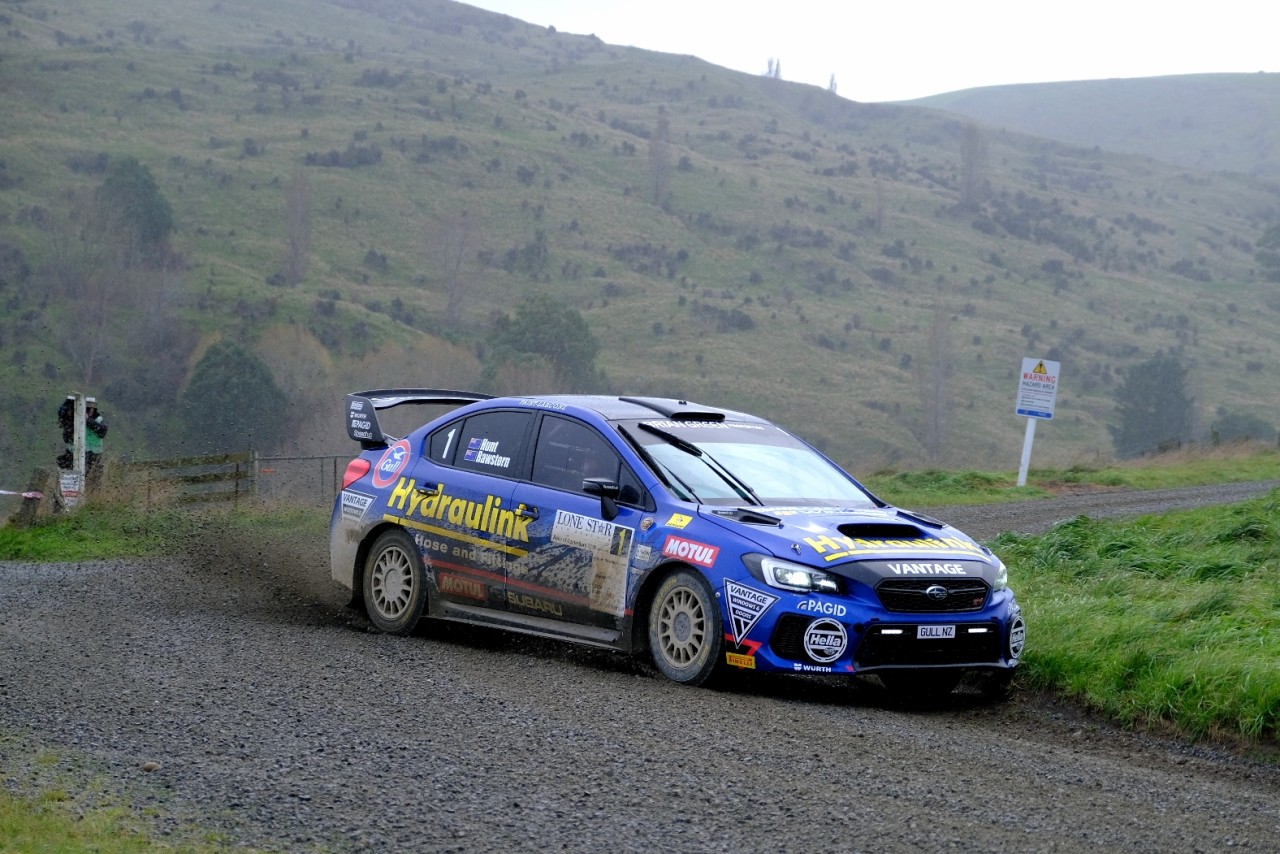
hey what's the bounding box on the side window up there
[429,411,531,476]
[531,417,621,493]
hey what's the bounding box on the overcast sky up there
[465,0,1275,102]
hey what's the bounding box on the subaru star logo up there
[925,584,949,601]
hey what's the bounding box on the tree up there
[429,210,476,326]
[1108,353,1195,458]
[94,156,173,264]
[959,124,988,211]
[282,167,312,285]
[179,341,287,453]
[650,109,671,206]
[910,302,953,464]
[1256,223,1280,282]
[486,294,603,391]
[827,74,837,95]
[764,58,782,80]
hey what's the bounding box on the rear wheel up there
[648,569,723,686]
[363,529,428,635]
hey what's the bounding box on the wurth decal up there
[661,535,719,568]
[723,579,779,645]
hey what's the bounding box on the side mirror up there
[582,477,621,521]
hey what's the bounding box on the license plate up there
[918,624,955,639]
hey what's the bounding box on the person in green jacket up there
[85,397,108,491]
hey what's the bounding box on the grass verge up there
[993,491,1280,743]
[861,442,1280,507]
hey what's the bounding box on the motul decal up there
[661,535,719,568]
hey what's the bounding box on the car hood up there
[701,504,1000,583]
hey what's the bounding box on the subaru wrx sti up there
[330,390,1025,696]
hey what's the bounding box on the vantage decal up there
[723,580,779,645]
[371,439,412,489]
[464,436,512,469]
[804,533,983,563]
[886,562,972,575]
[340,490,374,523]
[661,535,719,568]
[386,479,532,552]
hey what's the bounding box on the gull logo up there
[372,439,412,489]
[925,584,949,601]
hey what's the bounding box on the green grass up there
[993,493,1280,742]
[0,502,176,561]
[862,444,1280,507]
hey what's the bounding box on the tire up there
[647,569,723,686]
[362,529,428,635]
[878,668,963,700]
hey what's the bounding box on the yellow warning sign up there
[1032,360,1048,374]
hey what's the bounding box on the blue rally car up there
[330,390,1025,696]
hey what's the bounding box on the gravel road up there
[2,483,1278,852]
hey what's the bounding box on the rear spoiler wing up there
[345,388,492,449]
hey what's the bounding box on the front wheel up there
[647,569,723,686]
[363,529,428,635]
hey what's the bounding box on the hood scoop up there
[836,522,926,540]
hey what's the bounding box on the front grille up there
[856,622,1002,667]
[875,578,989,612]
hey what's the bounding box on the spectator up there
[85,397,108,491]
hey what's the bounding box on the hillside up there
[3,0,1280,491]
[905,73,1280,177]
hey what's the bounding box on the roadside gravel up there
[1,484,1278,852]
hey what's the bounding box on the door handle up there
[518,505,540,520]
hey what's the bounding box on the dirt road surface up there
[2,483,1277,851]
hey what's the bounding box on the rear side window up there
[430,411,532,476]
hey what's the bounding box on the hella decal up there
[803,618,847,664]
[661,535,719,568]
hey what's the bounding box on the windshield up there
[625,419,877,508]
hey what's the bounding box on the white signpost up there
[1015,358,1061,487]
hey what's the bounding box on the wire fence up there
[255,454,349,507]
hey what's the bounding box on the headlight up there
[743,554,840,594]
[992,556,1008,591]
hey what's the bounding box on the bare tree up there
[911,301,953,464]
[283,167,312,285]
[430,210,477,327]
[828,74,837,94]
[650,109,671,206]
[959,123,989,211]
[40,190,131,385]
[764,58,782,79]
